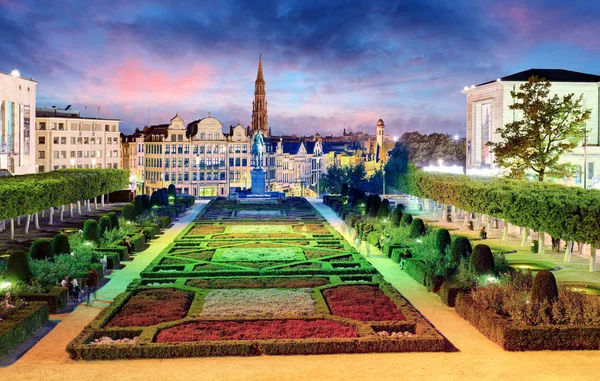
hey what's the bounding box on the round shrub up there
[151,191,162,207]
[391,207,403,227]
[108,212,119,230]
[98,216,112,238]
[122,204,137,221]
[408,218,426,238]
[168,184,177,198]
[378,199,390,219]
[30,239,53,260]
[434,228,451,254]
[83,219,99,243]
[369,194,381,217]
[159,188,169,206]
[141,194,151,210]
[5,250,31,282]
[470,244,494,275]
[51,233,71,256]
[400,213,413,227]
[450,236,472,263]
[134,195,144,216]
[530,270,559,304]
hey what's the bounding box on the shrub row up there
[0,302,49,357]
[0,169,129,220]
[19,287,68,314]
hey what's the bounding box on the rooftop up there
[478,68,600,87]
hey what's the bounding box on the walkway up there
[0,199,597,381]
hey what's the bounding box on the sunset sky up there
[2,0,599,137]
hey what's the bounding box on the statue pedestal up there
[250,168,266,194]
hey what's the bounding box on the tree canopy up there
[319,163,366,194]
[488,76,591,182]
[396,131,465,168]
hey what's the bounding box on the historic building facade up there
[35,107,121,172]
[0,70,37,175]
[124,56,392,196]
[463,69,600,186]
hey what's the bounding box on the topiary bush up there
[98,216,112,238]
[470,244,494,275]
[377,199,390,219]
[142,194,151,210]
[134,195,144,216]
[408,218,426,238]
[83,219,99,243]
[530,270,559,304]
[5,250,32,282]
[30,239,53,260]
[450,236,472,264]
[168,184,177,199]
[400,213,413,227]
[51,233,71,256]
[364,195,373,216]
[151,191,161,207]
[391,206,403,227]
[108,212,119,230]
[434,228,451,254]
[122,204,137,221]
[159,188,169,206]
[369,194,381,217]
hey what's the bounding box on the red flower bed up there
[155,319,357,342]
[322,285,405,322]
[106,289,192,327]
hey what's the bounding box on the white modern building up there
[0,70,38,175]
[463,69,600,187]
[36,107,121,172]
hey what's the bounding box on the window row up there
[37,136,118,145]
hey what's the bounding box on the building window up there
[199,172,204,180]
[199,145,205,154]
[184,173,189,181]
[39,122,46,130]
[60,151,67,159]
[229,145,234,153]
[84,151,89,158]
[235,144,240,153]
[193,144,198,154]
[39,165,45,172]
[61,137,67,144]
[165,145,170,154]
[38,137,45,144]
[208,132,212,141]
[184,158,189,167]
[70,151,75,158]
[588,162,595,181]
[53,151,59,159]
[207,172,212,181]
[229,158,234,166]
[242,158,247,166]
[77,137,82,144]
[165,173,170,181]
[236,158,240,166]
[242,144,247,153]
[70,137,75,145]
[178,134,183,142]
[77,151,82,158]
[38,151,45,159]
[51,122,57,130]
[192,172,197,181]
[214,171,218,180]
[184,145,189,154]
[200,132,205,140]
[220,172,225,180]
[90,137,95,144]
[178,158,183,167]
[98,137,102,144]
[53,137,59,144]
[171,135,176,142]
[178,145,183,154]
[206,145,212,154]
[84,137,89,144]
[58,123,64,130]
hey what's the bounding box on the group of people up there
[61,267,99,306]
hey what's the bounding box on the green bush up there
[168,184,177,198]
[129,233,146,252]
[341,183,349,196]
[151,191,161,207]
[141,194,151,210]
[108,212,119,230]
[400,213,413,227]
[83,219,99,243]
[470,244,494,275]
[98,216,112,238]
[377,199,390,219]
[0,302,48,358]
[367,231,380,247]
[408,218,426,238]
[134,196,144,216]
[530,270,559,304]
[51,233,71,256]
[29,239,53,260]
[434,228,451,254]
[391,207,403,227]
[450,236,472,264]
[364,195,373,215]
[122,204,137,221]
[5,250,31,282]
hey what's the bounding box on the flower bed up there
[292,224,330,234]
[189,226,225,235]
[212,247,306,262]
[323,285,405,321]
[156,319,358,342]
[186,276,329,289]
[200,289,315,317]
[106,289,192,327]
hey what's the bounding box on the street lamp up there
[195,156,200,198]
[70,158,75,168]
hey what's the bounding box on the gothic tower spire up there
[252,54,269,137]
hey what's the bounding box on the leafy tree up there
[320,163,367,194]
[488,76,591,182]
[394,132,465,168]
[51,233,71,256]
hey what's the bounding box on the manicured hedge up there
[95,246,129,261]
[398,170,600,245]
[129,233,146,252]
[20,287,68,314]
[403,259,431,286]
[157,215,171,228]
[0,169,128,220]
[436,282,470,307]
[0,302,49,357]
[456,294,600,351]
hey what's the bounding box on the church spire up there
[252,54,269,136]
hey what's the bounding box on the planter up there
[0,302,49,357]
[456,294,600,351]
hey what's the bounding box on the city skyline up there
[2,0,599,136]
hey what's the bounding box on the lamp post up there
[195,156,200,198]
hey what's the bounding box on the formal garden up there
[0,172,195,358]
[66,197,444,359]
[323,178,600,351]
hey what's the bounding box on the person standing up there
[84,268,98,306]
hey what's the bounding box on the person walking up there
[84,268,98,306]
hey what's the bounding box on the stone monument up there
[250,131,266,194]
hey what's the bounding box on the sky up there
[2,0,600,137]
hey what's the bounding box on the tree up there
[320,163,367,194]
[488,76,591,182]
[395,132,465,168]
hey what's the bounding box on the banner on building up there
[23,105,30,155]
